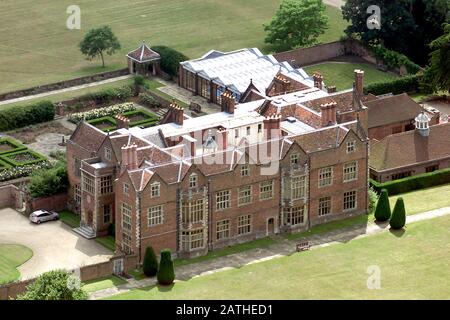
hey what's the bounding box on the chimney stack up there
[116,115,130,129]
[121,143,138,173]
[221,90,236,114]
[263,114,282,140]
[327,86,337,94]
[320,102,337,127]
[313,72,323,90]
[354,69,364,98]
[170,100,184,126]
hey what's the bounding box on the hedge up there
[364,74,422,96]
[390,197,406,230]
[79,85,134,104]
[151,45,189,76]
[370,168,450,196]
[0,100,55,131]
[0,149,48,167]
[0,137,27,155]
[369,44,421,75]
[157,249,175,285]
[121,109,160,127]
[87,116,117,132]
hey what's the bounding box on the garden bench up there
[296,241,310,252]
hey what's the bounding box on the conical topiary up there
[390,197,406,229]
[143,246,158,277]
[374,189,391,222]
[157,249,175,285]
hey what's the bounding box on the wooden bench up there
[296,241,310,252]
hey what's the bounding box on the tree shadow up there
[157,283,175,292]
[389,227,406,238]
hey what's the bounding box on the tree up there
[342,0,449,65]
[79,26,121,67]
[28,160,68,199]
[151,46,189,77]
[157,249,175,285]
[143,246,158,277]
[390,197,406,230]
[16,270,87,300]
[264,0,329,52]
[422,23,450,93]
[374,189,391,222]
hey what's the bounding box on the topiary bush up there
[151,46,189,76]
[16,270,87,300]
[374,189,391,222]
[143,246,158,277]
[390,197,406,230]
[157,249,175,285]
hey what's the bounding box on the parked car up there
[29,210,59,224]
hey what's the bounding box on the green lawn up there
[304,62,397,91]
[0,244,33,285]
[59,210,80,228]
[108,214,450,300]
[95,236,116,252]
[82,275,127,293]
[0,1,347,93]
[389,184,450,215]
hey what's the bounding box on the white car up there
[29,210,59,224]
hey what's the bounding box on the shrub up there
[157,249,175,285]
[370,168,450,196]
[134,75,145,86]
[16,270,87,300]
[67,102,135,124]
[0,137,27,155]
[28,160,68,199]
[143,246,158,277]
[368,186,379,214]
[0,150,47,167]
[390,197,406,229]
[369,43,422,75]
[364,75,422,96]
[138,93,160,107]
[49,150,66,162]
[0,101,55,132]
[151,45,189,76]
[374,189,391,222]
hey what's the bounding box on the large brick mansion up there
[68,62,372,261]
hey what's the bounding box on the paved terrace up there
[89,206,450,300]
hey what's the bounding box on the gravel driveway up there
[0,208,113,280]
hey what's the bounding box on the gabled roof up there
[69,122,106,153]
[364,93,423,128]
[369,123,450,171]
[291,125,350,153]
[127,42,161,63]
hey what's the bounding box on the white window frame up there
[238,185,252,206]
[318,167,333,187]
[318,197,331,216]
[100,175,113,194]
[123,183,130,195]
[343,161,358,182]
[105,147,112,161]
[346,141,356,153]
[241,164,249,177]
[290,153,299,165]
[259,180,274,201]
[216,219,230,240]
[150,182,160,198]
[291,176,306,200]
[237,214,252,235]
[216,190,231,211]
[189,173,198,188]
[148,205,164,226]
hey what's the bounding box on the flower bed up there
[87,116,117,132]
[122,110,160,127]
[0,161,52,182]
[0,137,27,155]
[67,102,136,124]
[0,150,47,167]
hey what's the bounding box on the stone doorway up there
[267,218,275,235]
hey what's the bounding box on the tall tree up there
[264,0,329,52]
[342,0,449,65]
[422,24,450,93]
[79,26,121,67]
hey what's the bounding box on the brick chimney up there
[320,102,337,127]
[263,114,281,140]
[170,100,184,126]
[313,72,323,90]
[116,115,130,129]
[217,127,228,150]
[354,69,364,97]
[221,90,236,114]
[121,143,138,172]
[327,86,337,94]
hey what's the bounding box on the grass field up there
[0,244,33,284]
[0,1,348,93]
[304,62,397,91]
[108,215,450,300]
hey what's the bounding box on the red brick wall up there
[31,193,68,213]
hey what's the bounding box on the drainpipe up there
[207,178,213,249]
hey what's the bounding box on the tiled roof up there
[364,93,423,128]
[369,123,450,171]
[292,126,349,153]
[127,42,160,63]
[69,122,106,153]
[303,91,354,113]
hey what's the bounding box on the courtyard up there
[0,208,113,282]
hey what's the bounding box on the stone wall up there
[0,254,139,300]
[0,68,129,102]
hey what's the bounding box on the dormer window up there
[290,153,299,165]
[241,164,249,177]
[151,182,160,198]
[105,148,112,161]
[347,141,356,153]
[189,174,198,188]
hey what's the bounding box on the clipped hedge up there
[28,160,68,199]
[369,44,421,75]
[0,100,55,131]
[87,116,117,132]
[364,75,422,96]
[0,137,27,155]
[151,45,189,76]
[370,168,450,196]
[122,109,160,127]
[0,149,48,167]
